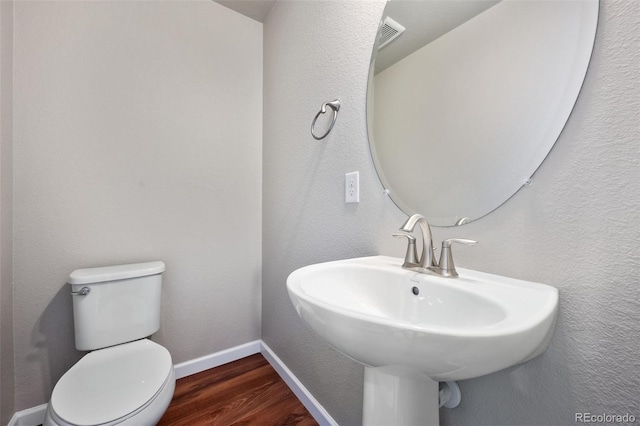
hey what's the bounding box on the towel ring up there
[311,99,341,140]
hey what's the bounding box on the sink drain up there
[411,286,419,295]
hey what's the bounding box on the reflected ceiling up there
[375,0,499,74]
[214,0,276,23]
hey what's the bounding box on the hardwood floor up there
[158,353,319,426]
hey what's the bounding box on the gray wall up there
[3,0,638,422]
[12,1,262,410]
[0,1,15,424]
[263,1,639,425]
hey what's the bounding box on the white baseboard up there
[260,341,338,426]
[7,403,47,426]
[9,339,334,426]
[173,339,261,379]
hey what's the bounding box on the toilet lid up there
[51,339,173,426]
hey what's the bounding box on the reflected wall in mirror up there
[367,0,599,226]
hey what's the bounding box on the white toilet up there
[44,261,176,426]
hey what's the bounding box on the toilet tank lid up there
[68,261,165,285]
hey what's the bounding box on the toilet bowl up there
[45,339,175,426]
[44,262,175,426]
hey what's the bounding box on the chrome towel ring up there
[311,99,341,140]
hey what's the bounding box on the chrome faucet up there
[394,214,478,278]
[398,214,436,269]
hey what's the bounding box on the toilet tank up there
[68,261,166,351]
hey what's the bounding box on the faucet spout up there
[399,214,436,269]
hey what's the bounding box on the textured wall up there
[263,1,639,425]
[263,2,400,424]
[13,1,262,410]
[0,1,15,423]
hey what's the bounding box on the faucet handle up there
[393,233,419,267]
[437,239,478,278]
[442,238,478,248]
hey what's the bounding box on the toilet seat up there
[49,339,173,426]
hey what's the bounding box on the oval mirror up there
[367,0,598,226]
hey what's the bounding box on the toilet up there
[44,261,176,426]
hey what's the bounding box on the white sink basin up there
[287,255,558,381]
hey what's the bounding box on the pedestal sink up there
[287,256,558,426]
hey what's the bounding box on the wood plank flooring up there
[158,353,319,426]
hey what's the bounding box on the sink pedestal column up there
[363,366,439,426]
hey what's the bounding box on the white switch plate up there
[345,171,360,203]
